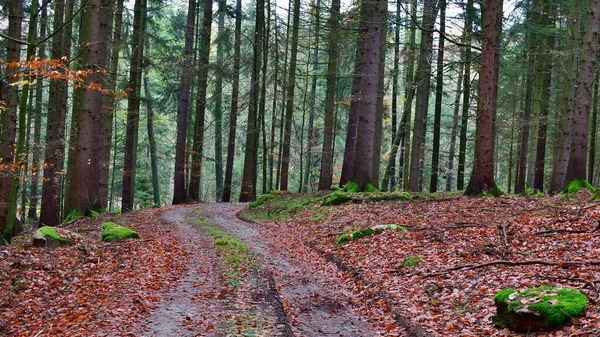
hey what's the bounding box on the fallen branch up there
[534,229,589,235]
[424,259,600,277]
[498,224,510,246]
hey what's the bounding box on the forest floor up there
[1,191,600,336]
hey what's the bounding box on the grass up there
[193,217,256,288]
[221,309,268,337]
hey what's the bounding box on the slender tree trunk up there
[589,68,599,185]
[318,0,340,190]
[388,1,401,191]
[429,0,446,193]
[172,0,196,204]
[408,0,439,191]
[29,6,48,221]
[188,0,213,201]
[349,0,386,190]
[240,0,264,201]
[222,0,243,202]
[533,2,555,191]
[269,11,279,191]
[279,0,301,191]
[122,0,146,212]
[40,0,71,226]
[259,0,271,195]
[457,0,473,190]
[401,0,418,189]
[144,69,161,206]
[372,20,387,189]
[303,0,320,192]
[213,0,227,200]
[465,0,503,196]
[275,3,292,190]
[446,60,464,192]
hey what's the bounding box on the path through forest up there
[143,203,373,336]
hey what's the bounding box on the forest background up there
[0,0,599,243]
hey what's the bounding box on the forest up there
[2,0,600,335]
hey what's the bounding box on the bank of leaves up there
[241,191,600,336]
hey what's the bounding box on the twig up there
[498,224,510,246]
[424,259,600,278]
[535,229,589,235]
[33,330,44,337]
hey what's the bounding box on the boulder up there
[101,222,140,242]
[493,286,587,332]
[33,226,72,248]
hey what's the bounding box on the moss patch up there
[494,286,587,330]
[35,226,71,247]
[400,255,422,268]
[101,222,140,242]
[243,191,322,221]
[564,180,596,194]
[335,224,406,247]
[62,210,83,224]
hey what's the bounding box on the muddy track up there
[142,203,372,336]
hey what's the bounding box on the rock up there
[493,286,587,332]
[33,226,72,248]
[101,222,140,242]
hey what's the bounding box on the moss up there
[62,210,83,224]
[565,180,596,194]
[101,222,140,241]
[364,184,376,193]
[89,210,100,218]
[38,226,70,245]
[400,255,422,267]
[536,191,544,197]
[321,192,354,206]
[495,286,587,328]
[523,188,532,196]
[592,189,600,201]
[249,193,277,209]
[335,225,406,247]
[342,181,360,193]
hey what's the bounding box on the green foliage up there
[342,181,360,193]
[38,226,70,245]
[400,255,422,268]
[249,193,276,209]
[494,286,587,327]
[536,191,544,197]
[89,210,100,218]
[335,225,406,247]
[321,190,414,206]
[523,188,532,196]
[101,222,140,241]
[12,279,27,291]
[62,210,83,224]
[243,192,321,221]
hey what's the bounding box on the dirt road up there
[142,203,373,337]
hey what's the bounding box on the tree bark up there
[429,0,446,193]
[457,0,474,191]
[121,0,146,212]
[172,0,196,204]
[213,0,227,200]
[465,0,503,196]
[318,0,340,191]
[222,0,243,202]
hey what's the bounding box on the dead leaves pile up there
[244,193,600,336]
[0,208,189,337]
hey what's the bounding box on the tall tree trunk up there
[172,0,196,204]
[188,0,213,201]
[144,67,161,207]
[445,58,464,192]
[259,0,271,195]
[565,0,600,185]
[240,0,264,201]
[457,0,474,190]
[408,0,439,191]
[29,5,48,221]
[429,0,446,193]
[40,0,72,226]
[589,68,599,185]
[349,0,386,190]
[303,0,321,192]
[64,0,114,216]
[122,0,146,212]
[372,20,387,189]
[387,1,401,191]
[100,0,124,210]
[0,0,23,241]
[318,0,340,190]
[515,0,538,194]
[279,0,301,191]
[222,0,243,202]
[213,0,227,200]
[465,0,503,196]
[269,10,279,191]
[532,2,555,191]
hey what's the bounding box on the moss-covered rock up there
[101,222,140,242]
[33,226,72,248]
[335,224,406,247]
[493,286,587,331]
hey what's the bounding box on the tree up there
[457,0,474,191]
[240,0,264,201]
[213,0,227,200]
[465,0,503,196]
[172,0,196,204]
[318,0,341,191]
[222,0,243,202]
[348,0,387,191]
[279,0,301,191]
[429,0,446,193]
[122,0,147,212]
[0,0,23,242]
[188,0,213,201]
[63,0,115,216]
[407,0,439,191]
